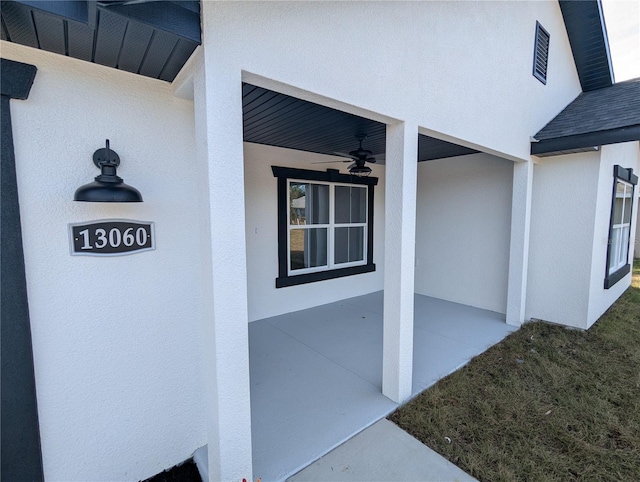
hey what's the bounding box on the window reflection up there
[290,228,328,270]
[290,183,329,225]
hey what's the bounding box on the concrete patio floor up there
[249,291,517,481]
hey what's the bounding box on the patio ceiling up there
[242,84,480,163]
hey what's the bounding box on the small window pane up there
[622,185,633,224]
[335,226,364,264]
[609,227,621,270]
[290,228,327,270]
[613,182,625,224]
[335,186,366,224]
[619,226,630,265]
[290,183,329,225]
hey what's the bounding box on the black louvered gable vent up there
[533,21,550,84]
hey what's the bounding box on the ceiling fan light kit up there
[349,165,373,177]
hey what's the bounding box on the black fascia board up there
[12,0,90,24]
[531,125,640,156]
[1,58,37,99]
[99,1,201,43]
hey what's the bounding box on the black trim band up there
[271,166,379,186]
[1,58,43,481]
[272,166,377,288]
[614,164,639,185]
[276,264,376,288]
[531,125,640,156]
[604,264,630,290]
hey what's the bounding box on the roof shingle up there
[535,78,640,141]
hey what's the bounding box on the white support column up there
[383,122,418,403]
[506,159,534,326]
[193,47,253,481]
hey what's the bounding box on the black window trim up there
[604,165,638,289]
[272,166,377,288]
[533,21,550,85]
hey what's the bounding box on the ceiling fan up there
[312,134,380,177]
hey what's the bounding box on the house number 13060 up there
[78,227,148,249]
[69,220,155,256]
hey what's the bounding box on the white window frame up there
[605,165,637,289]
[609,179,633,273]
[287,179,368,276]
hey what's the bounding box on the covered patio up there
[249,291,517,481]
[237,81,523,481]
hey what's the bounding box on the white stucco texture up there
[526,152,601,328]
[243,142,385,322]
[203,0,581,162]
[527,142,640,329]
[193,49,254,481]
[2,42,206,481]
[414,153,514,314]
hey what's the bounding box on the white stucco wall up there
[527,143,640,329]
[202,0,581,162]
[244,142,385,321]
[526,152,601,328]
[586,142,640,326]
[414,153,513,314]
[2,42,205,481]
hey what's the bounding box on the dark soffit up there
[1,0,200,82]
[558,0,614,92]
[242,84,479,162]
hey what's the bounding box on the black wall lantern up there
[74,140,143,202]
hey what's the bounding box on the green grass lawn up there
[389,260,640,482]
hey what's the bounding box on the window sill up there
[604,264,630,289]
[276,263,376,288]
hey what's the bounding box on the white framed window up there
[605,165,637,289]
[272,166,377,288]
[288,180,367,275]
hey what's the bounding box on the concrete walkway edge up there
[287,419,478,482]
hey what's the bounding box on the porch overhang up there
[242,83,480,162]
[1,0,200,82]
[531,77,640,157]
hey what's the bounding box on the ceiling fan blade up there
[371,153,385,165]
[348,162,356,169]
[332,151,359,160]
